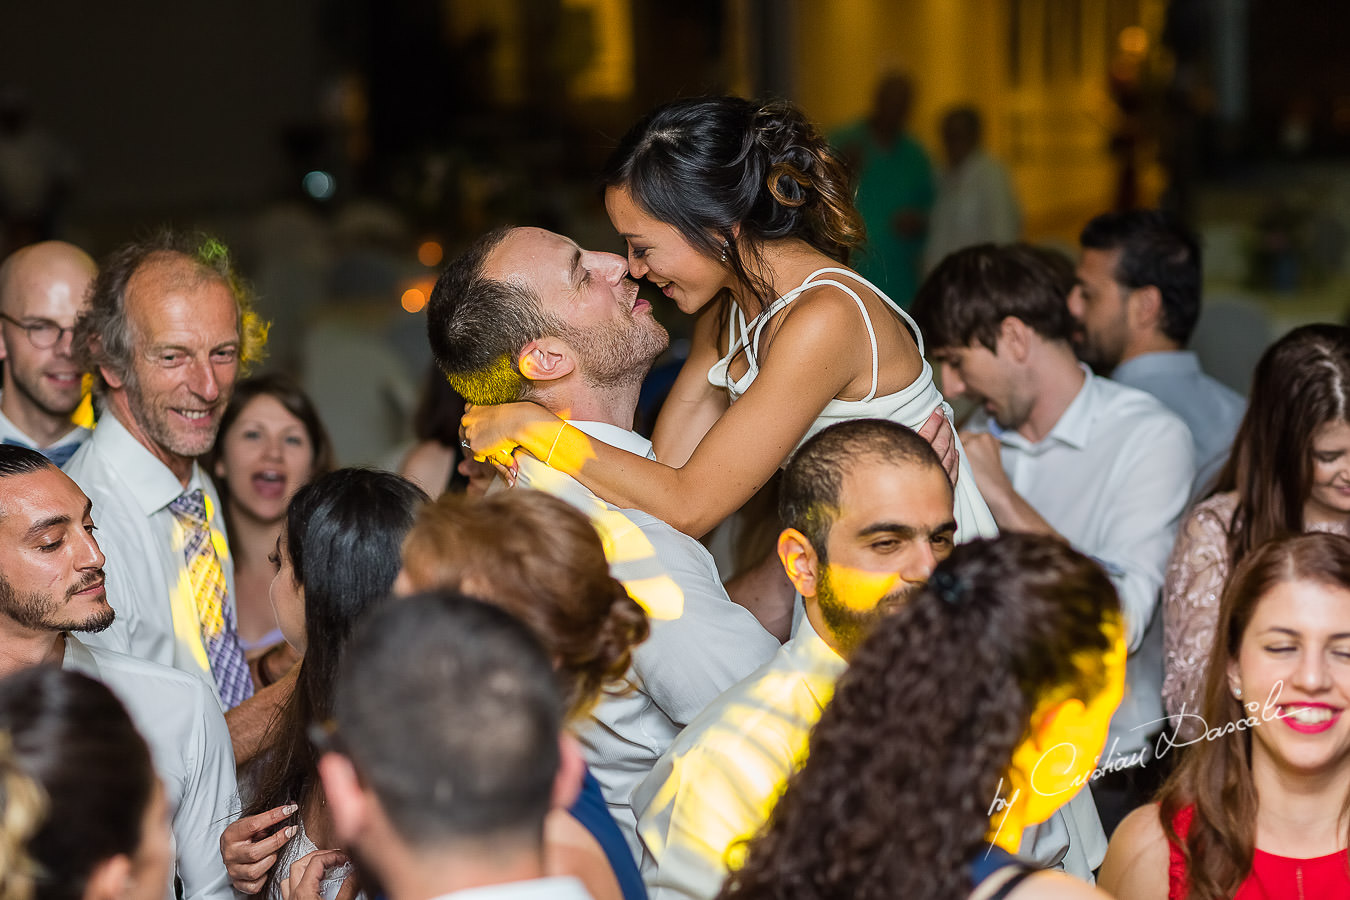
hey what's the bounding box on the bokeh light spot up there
[302,170,336,200]
[402,288,427,313]
[418,240,444,267]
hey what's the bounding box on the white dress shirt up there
[509,420,780,855]
[632,615,1105,900]
[64,412,234,705]
[632,615,845,900]
[1111,351,1245,501]
[64,634,237,900]
[975,370,1195,760]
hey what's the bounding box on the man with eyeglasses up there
[0,240,96,465]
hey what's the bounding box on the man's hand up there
[959,430,1060,538]
[917,408,959,485]
[959,431,1009,500]
[280,849,356,900]
[220,804,297,894]
[457,456,501,497]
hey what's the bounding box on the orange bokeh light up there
[402,288,427,313]
[418,240,444,267]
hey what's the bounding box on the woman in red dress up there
[1100,532,1350,899]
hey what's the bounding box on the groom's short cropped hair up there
[427,227,555,406]
[332,590,563,846]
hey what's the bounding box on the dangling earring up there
[720,239,730,263]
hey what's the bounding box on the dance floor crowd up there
[0,95,1344,900]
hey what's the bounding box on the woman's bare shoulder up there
[1097,803,1172,900]
[775,272,923,392]
[1006,870,1115,900]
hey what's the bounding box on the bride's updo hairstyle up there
[603,96,864,314]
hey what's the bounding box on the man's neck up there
[375,839,548,900]
[802,602,848,660]
[1120,333,1183,365]
[105,390,194,486]
[1017,344,1088,444]
[868,118,903,147]
[537,382,640,432]
[0,382,76,448]
[0,627,65,679]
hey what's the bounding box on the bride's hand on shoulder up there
[461,402,561,474]
[917,408,959,485]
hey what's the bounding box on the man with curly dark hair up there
[65,231,266,710]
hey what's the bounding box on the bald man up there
[0,241,95,464]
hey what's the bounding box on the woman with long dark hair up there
[1164,324,1350,724]
[203,373,335,679]
[221,468,427,899]
[460,96,994,546]
[719,534,1124,900]
[397,490,650,900]
[1102,532,1350,898]
[0,668,172,900]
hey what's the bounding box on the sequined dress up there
[1162,491,1350,734]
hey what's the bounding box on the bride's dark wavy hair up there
[602,95,864,318]
[719,534,1121,900]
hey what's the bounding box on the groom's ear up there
[518,337,576,383]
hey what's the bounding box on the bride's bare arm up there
[650,305,730,468]
[463,292,867,537]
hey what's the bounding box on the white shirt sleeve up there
[172,674,237,900]
[1086,415,1196,651]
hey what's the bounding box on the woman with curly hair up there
[1164,324,1350,727]
[398,490,652,900]
[458,96,995,575]
[719,534,1125,900]
[1101,532,1350,899]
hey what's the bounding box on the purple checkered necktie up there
[168,489,254,708]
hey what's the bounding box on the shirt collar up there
[0,392,89,450]
[91,412,205,515]
[1111,350,1201,382]
[565,420,656,460]
[784,614,848,709]
[998,363,1096,452]
[61,633,101,677]
[508,420,652,511]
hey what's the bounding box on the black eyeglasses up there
[0,313,74,349]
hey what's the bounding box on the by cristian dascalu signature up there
[986,681,1301,840]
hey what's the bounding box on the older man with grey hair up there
[65,231,267,708]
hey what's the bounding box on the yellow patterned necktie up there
[169,489,253,707]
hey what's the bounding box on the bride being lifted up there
[463,95,996,558]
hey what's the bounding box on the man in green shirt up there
[833,72,935,307]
